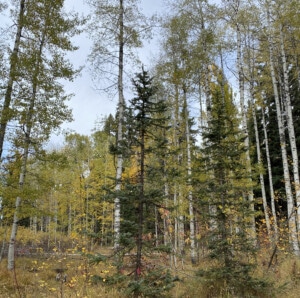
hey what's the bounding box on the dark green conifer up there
[197,69,264,295]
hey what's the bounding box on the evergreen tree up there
[127,69,168,277]
[97,69,173,296]
[198,68,259,294]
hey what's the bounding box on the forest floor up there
[1,245,300,297]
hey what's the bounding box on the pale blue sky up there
[0,0,163,150]
[52,0,163,145]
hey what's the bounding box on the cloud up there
[58,0,161,141]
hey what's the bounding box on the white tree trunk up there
[173,191,178,268]
[236,24,257,243]
[246,32,272,239]
[163,182,171,246]
[8,24,46,268]
[279,27,300,233]
[8,121,31,269]
[250,94,271,236]
[114,0,125,250]
[184,98,196,264]
[178,193,185,268]
[267,29,300,255]
[261,107,279,241]
[7,196,21,270]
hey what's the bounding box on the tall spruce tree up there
[198,67,259,294]
[116,69,173,296]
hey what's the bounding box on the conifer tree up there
[198,67,258,293]
[107,69,173,296]
[127,69,168,278]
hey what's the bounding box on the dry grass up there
[166,249,300,298]
[0,251,123,298]
[1,242,300,297]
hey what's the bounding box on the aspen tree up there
[176,0,219,265]
[279,27,300,232]
[243,25,272,238]
[7,0,81,269]
[155,15,185,266]
[261,106,279,240]
[88,0,152,249]
[263,2,300,255]
[0,0,26,160]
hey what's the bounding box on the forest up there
[1,0,300,297]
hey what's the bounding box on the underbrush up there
[0,252,123,298]
[170,248,300,298]
[1,230,300,297]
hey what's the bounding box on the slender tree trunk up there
[279,27,300,232]
[173,191,178,268]
[54,195,58,246]
[178,189,185,268]
[68,203,72,237]
[163,181,175,268]
[250,95,271,237]
[204,60,217,234]
[0,225,8,262]
[163,172,170,246]
[114,0,125,250]
[183,89,196,264]
[236,24,256,243]
[246,33,272,239]
[267,28,300,255]
[7,196,21,270]
[32,215,37,234]
[261,107,278,240]
[171,85,181,268]
[8,23,46,269]
[154,206,158,247]
[135,118,145,280]
[8,95,35,269]
[0,0,26,160]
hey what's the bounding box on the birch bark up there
[261,107,279,240]
[7,27,45,270]
[250,93,271,236]
[183,89,196,264]
[267,27,300,255]
[246,35,272,238]
[279,27,300,232]
[114,0,125,250]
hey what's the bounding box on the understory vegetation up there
[1,230,300,298]
[0,230,300,298]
